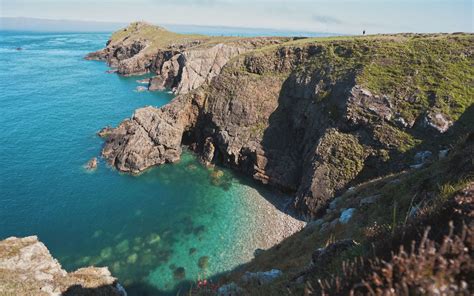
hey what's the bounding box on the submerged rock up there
[115,240,130,254]
[173,267,186,280]
[135,86,147,92]
[147,233,161,245]
[198,256,209,269]
[97,126,113,138]
[127,253,138,264]
[136,78,150,84]
[193,225,206,235]
[210,169,225,186]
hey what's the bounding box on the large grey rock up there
[339,208,356,224]
[149,44,247,94]
[346,86,393,125]
[424,112,453,133]
[241,269,283,285]
[101,93,204,173]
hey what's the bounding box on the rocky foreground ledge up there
[0,236,126,296]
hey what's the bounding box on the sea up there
[0,29,305,295]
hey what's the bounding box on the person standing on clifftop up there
[363,30,366,35]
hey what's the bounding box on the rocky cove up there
[88,23,473,217]
[1,23,473,295]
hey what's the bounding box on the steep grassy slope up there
[212,129,473,295]
[99,31,473,217]
[94,28,473,294]
[190,33,474,215]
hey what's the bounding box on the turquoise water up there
[0,31,287,295]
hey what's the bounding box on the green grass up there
[109,22,231,53]
[218,131,473,294]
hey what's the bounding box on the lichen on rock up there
[0,236,125,295]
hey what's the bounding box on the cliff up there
[94,27,474,217]
[86,22,293,94]
[216,129,474,295]
[0,236,126,296]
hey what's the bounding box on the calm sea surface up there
[0,31,287,295]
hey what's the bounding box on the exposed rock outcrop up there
[151,43,247,94]
[85,157,98,170]
[101,92,204,173]
[0,236,125,296]
[97,30,473,217]
[87,22,292,94]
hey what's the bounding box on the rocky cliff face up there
[97,31,473,217]
[0,236,126,296]
[86,22,291,94]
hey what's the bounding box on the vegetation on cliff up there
[213,131,473,295]
[88,24,473,295]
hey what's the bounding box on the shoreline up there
[231,184,306,264]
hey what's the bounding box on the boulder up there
[85,157,98,170]
[217,282,243,296]
[424,112,453,133]
[0,236,125,296]
[339,208,356,224]
[135,86,147,92]
[242,269,283,285]
[201,137,216,165]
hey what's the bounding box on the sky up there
[1,0,472,34]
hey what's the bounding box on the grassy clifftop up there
[235,33,473,123]
[108,22,292,53]
[198,32,473,214]
[109,21,211,51]
[188,33,473,294]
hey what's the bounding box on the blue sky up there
[1,0,472,34]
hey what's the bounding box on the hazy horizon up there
[0,17,341,35]
[1,0,472,35]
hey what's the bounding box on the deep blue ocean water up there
[0,31,287,295]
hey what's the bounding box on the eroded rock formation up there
[93,27,473,217]
[0,236,125,296]
[86,22,291,94]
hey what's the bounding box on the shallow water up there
[0,31,294,295]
